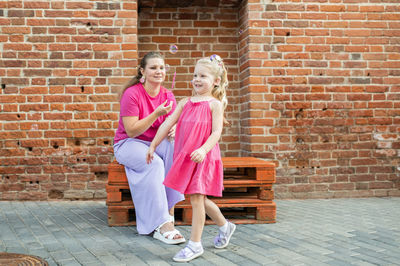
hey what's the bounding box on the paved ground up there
[0,197,399,266]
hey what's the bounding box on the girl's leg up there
[205,197,236,249]
[190,194,206,242]
[204,197,226,227]
[173,194,205,262]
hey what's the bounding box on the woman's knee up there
[151,155,165,171]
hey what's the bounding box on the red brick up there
[321,5,345,12]
[44,10,71,17]
[24,2,50,8]
[329,183,355,191]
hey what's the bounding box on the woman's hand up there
[167,125,176,141]
[146,145,155,164]
[190,147,207,163]
[154,100,173,117]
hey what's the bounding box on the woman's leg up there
[114,138,170,235]
[204,197,226,227]
[151,138,184,237]
[190,194,206,242]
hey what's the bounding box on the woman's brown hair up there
[117,52,164,101]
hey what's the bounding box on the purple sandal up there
[214,221,236,249]
[173,245,204,262]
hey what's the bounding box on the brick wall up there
[0,0,138,200]
[0,0,399,200]
[243,0,400,198]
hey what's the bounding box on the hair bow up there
[210,54,223,66]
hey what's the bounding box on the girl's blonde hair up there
[117,52,164,101]
[196,55,228,110]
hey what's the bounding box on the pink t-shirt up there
[114,83,176,143]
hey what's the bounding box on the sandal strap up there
[179,246,195,256]
[155,220,170,231]
[163,229,181,240]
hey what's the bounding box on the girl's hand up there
[190,147,207,163]
[154,100,173,117]
[146,146,155,164]
[167,125,176,141]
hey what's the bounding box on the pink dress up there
[163,99,224,197]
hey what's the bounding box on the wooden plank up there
[108,158,276,184]
[109,157,275,169]
[107,197,274,207]
[107,179,274,188]
[222,157,275,168]
[108,202,276,226]
[106,185,274,205]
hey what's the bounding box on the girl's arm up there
[146,98,188,163]
[190,100,224,163]
[123,100,173,138]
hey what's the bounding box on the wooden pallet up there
[106,184,274,204]
[108,198,276,226]
[107,157,276,226]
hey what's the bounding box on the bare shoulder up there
[210,99,223,111]
[177,97,190,109]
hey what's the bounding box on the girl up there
[146,55,236,262]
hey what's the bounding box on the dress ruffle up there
[163,148,223,197]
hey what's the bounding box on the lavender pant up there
[113,138,184,234]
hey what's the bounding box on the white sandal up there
[169,214,175,223]
[153,221,186,245]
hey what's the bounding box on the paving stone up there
[83,263,106,266]
[71,251,99,264]
[0,226,17,240]
[57,259,82,266]
[96,254,126,265]
[112,250,148,265]
[41,241,65,253]
[231,245,277,264]
[5,246,28,254]
[350,261,377,266]
[49,250,74,261]
[26,248,49,260]
[45,257,58,266]
[353,252,395,265]
[0,198,399,265]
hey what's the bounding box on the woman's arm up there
[146,98,188,163]
[122,100,173,138]
[190,100,224,163]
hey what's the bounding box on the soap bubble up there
[169,45,178,54]
[165,64,170,72]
